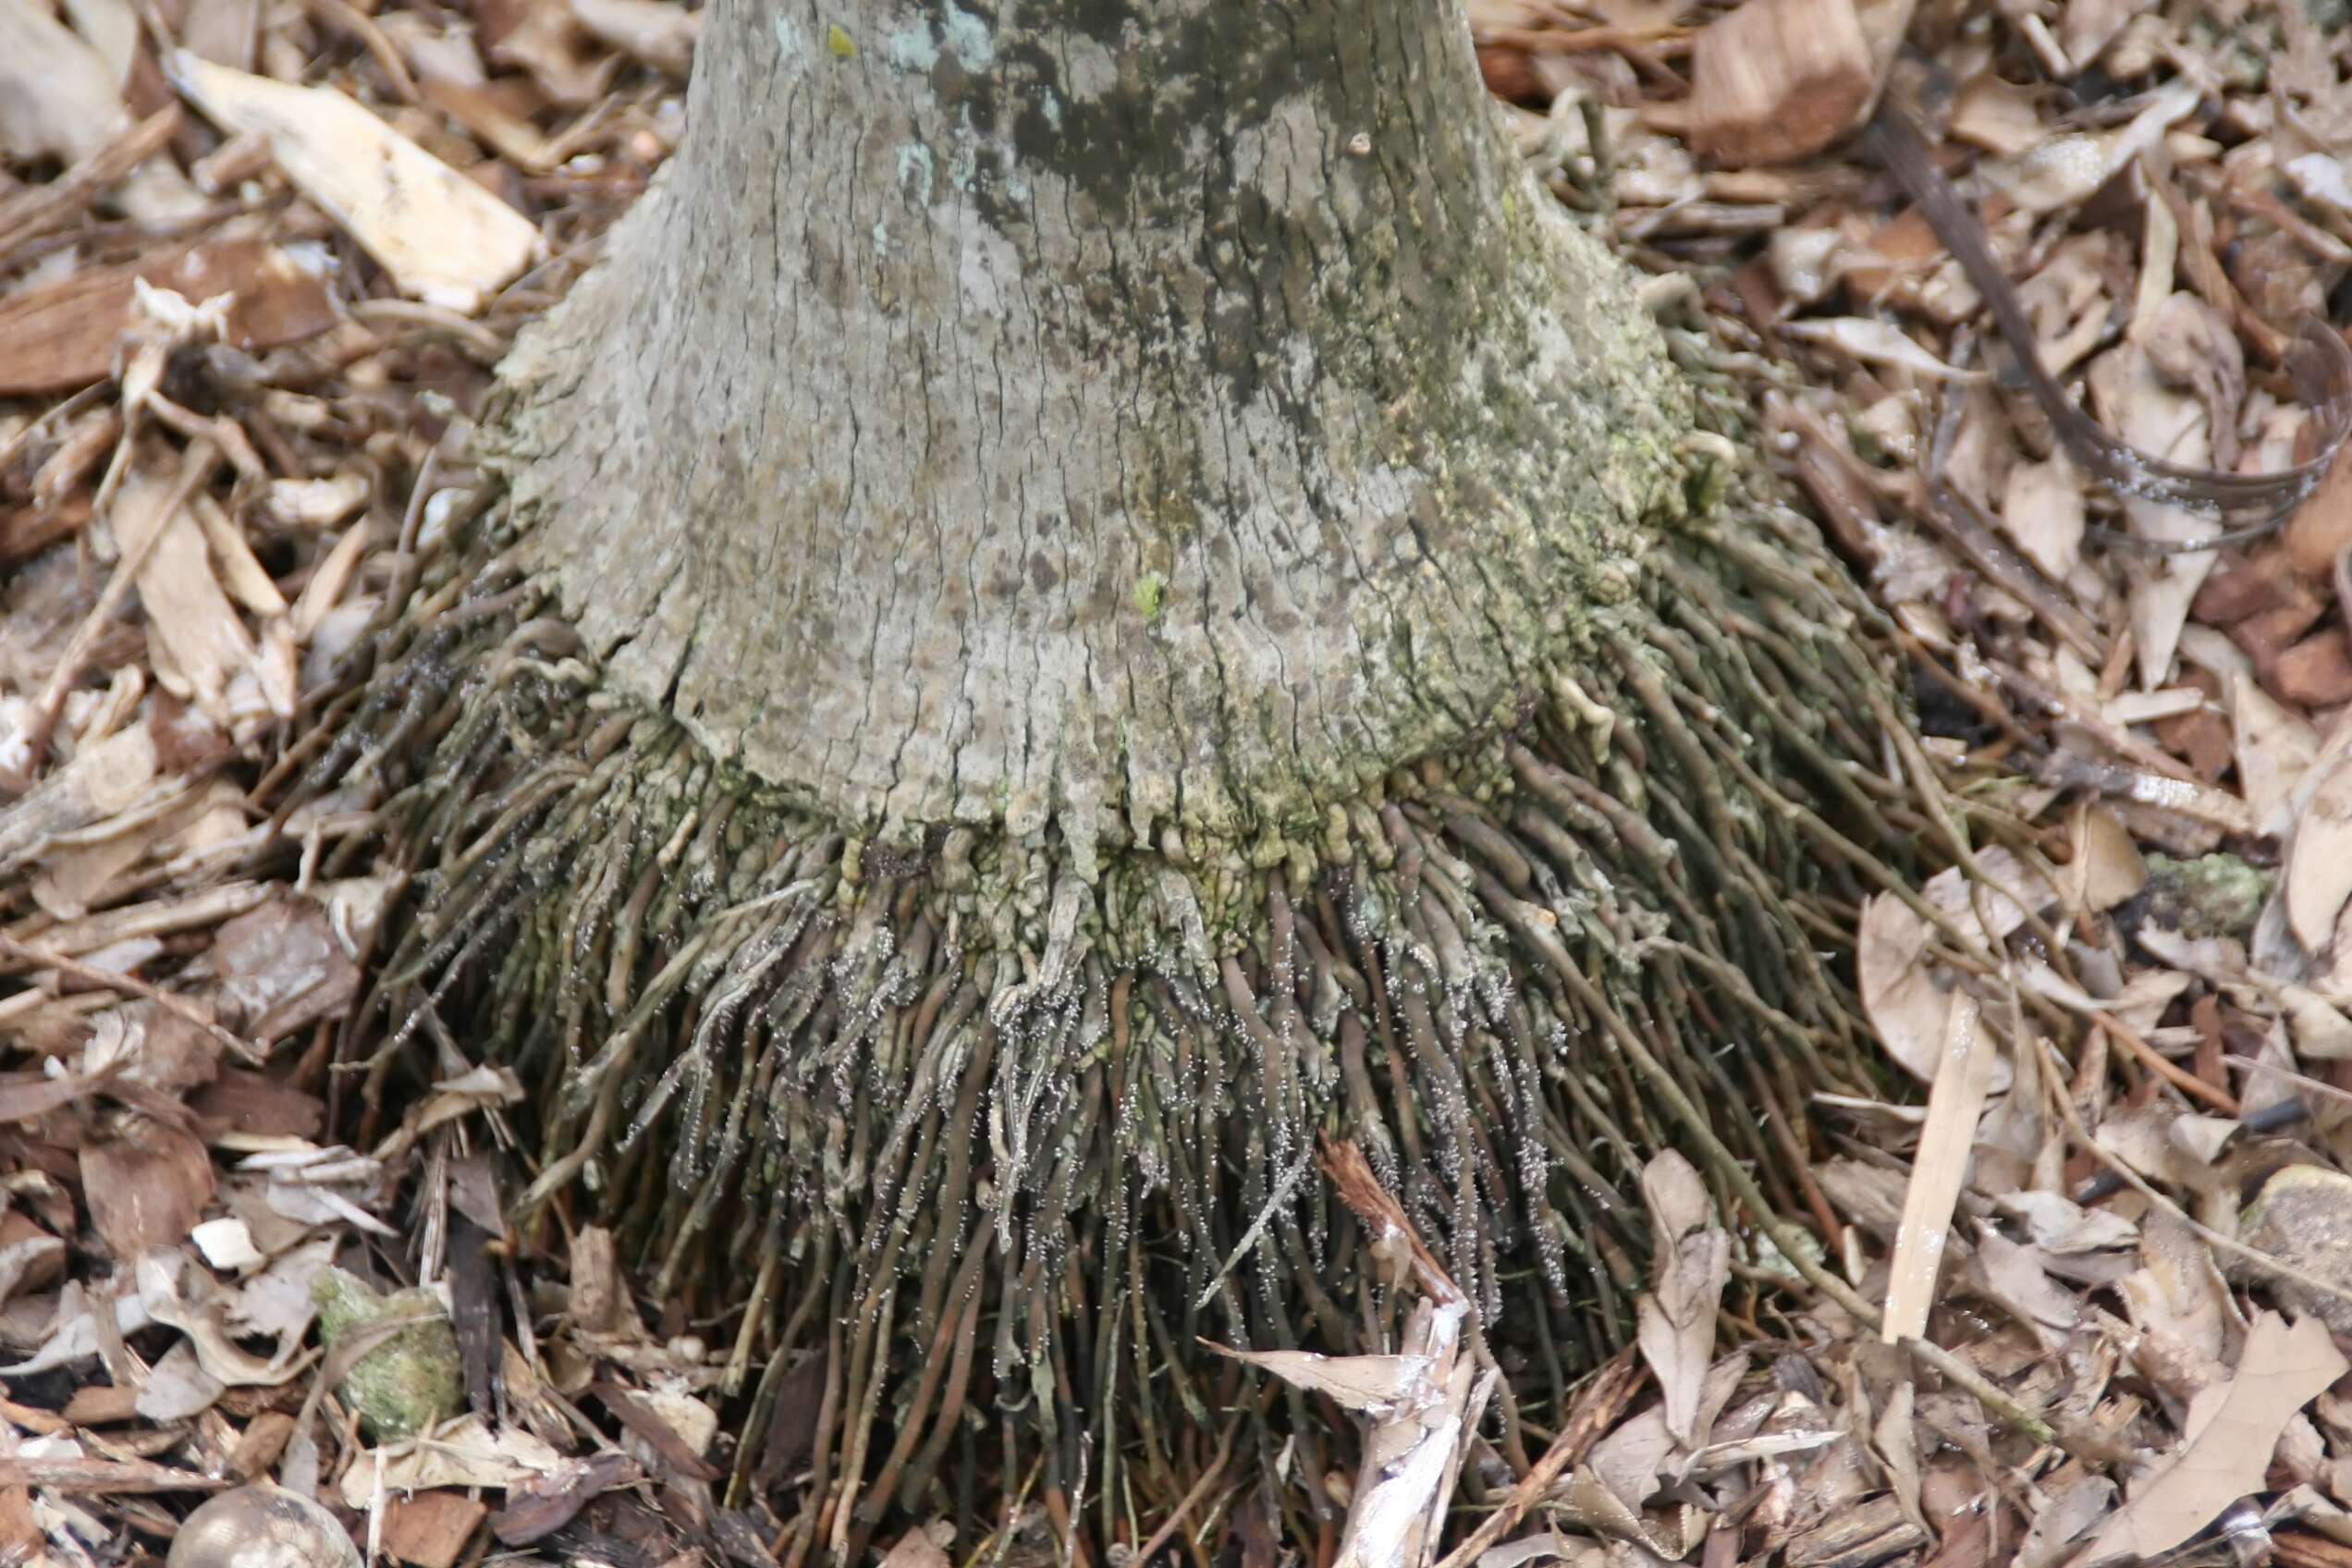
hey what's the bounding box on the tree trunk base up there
[281,403,1929,1554]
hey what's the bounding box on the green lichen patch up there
[2132,852,2275,943]
[312,1268,463,1442]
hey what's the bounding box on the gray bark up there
[491,0,1692,864]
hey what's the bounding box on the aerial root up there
[264,497,1962,1557]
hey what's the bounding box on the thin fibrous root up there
[269,466,1927,1553]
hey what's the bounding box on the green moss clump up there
[312,1268,463,1442]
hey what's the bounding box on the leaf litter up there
[0,0,718,1556]
[6,0,2352,1557]
[1468,0,2352,1561]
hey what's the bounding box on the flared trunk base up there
[288,447,1919,1554]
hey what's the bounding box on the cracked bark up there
[490,0,1692,862]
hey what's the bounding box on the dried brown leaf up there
[1210,1346,1433,1415]
[1858,891,1952,1084]
[2088,1312,2347,1562]
[1635,1150,1729,1444]
[2286,751,2352,954]
[81,1115,214,1258]
[2139,291,2246,469]
[1999,452,2086,584]
[2234,670,2321,839]
[2088,339,2218,687]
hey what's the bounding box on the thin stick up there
[2038,1038,2352,1314]
[1430,1348,1644,1568]
[0,934,263,1065]
[2089,1008,2239,1115]
[1132,1412,1241,1565]
[14,439,220,785]
[0,105,185,263]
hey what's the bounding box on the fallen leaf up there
[340,1414,567,1507]
[117,457,276,729]
[1208,1346,1432,1416]
[1858,891,1952,1083]
[1966,1228,2078,1347]
[2015,1465,2116,1568]
[2089,339,2218,688]
[1635,1150,1729,1444]
[2234,671,2320,839]
[2285,752,2352,955]
[1994,1191,2137,1254]
[484,1451,642,1545]
[2067,802,2147,914]
[2138,292,2246,469]
[133,1337,224,1422]
[81,1115,216,1259]
[2087,1312,2348,1562]
[1924,846,2052,952]
[2000,451,2086,583]
[0,1280,156,1376]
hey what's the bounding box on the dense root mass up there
[275,440,1929,1554]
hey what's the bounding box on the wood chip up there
[382,1490,488,1568]
[0,1455,225,1493]
[1691,0,1877,167]
[0,239,335,396]
[168,52,540,311]
[1881,993,1992,1342]
[62,1382,142,1426]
